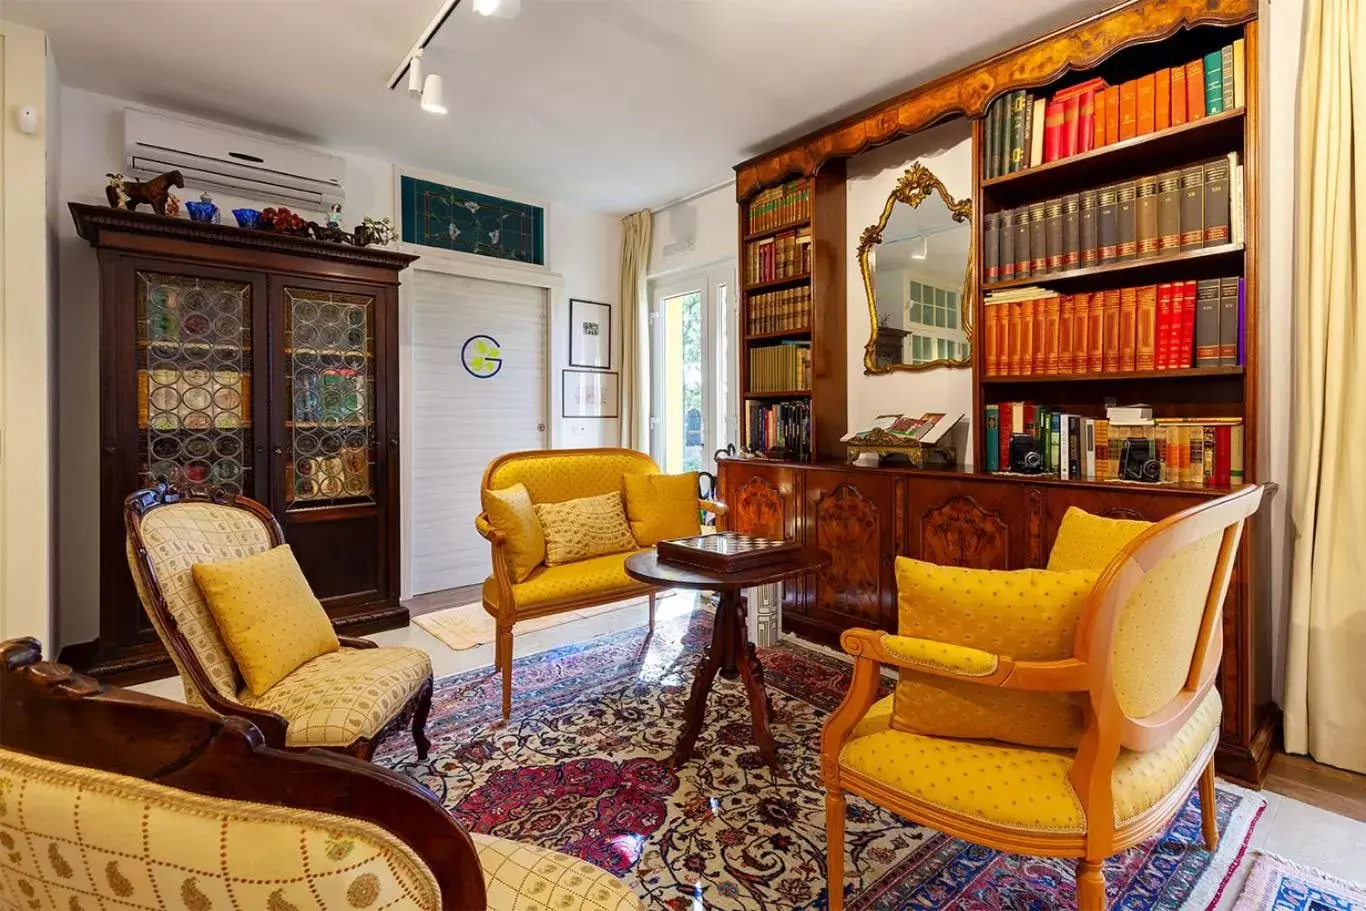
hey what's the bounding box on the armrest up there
[337,636,378,650]
[882,634,1000,677]
[840,628,1092,693]
[475,513,506,545]
[699,498,728,517]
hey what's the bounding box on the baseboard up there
[1216,703,1281,788]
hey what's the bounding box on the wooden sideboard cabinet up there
[717,457,1275,786]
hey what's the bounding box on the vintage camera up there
[1119,437,1162,482]
[1008,433,1044,474]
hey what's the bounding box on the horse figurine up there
[105,170,184,217]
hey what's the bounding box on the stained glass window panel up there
[400,175,545,265]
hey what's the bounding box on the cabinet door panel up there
[907,480,1027,570]
[719,461,804,613]
[805,470,897,634]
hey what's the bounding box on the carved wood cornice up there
[734,0,1257,201]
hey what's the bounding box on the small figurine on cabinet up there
[164,191,182,219]
[185,191,219,224]
[105,169,184,217]
[354,216,396,248]
[326,202,344,228]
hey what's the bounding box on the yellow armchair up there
[821,484,1269,911]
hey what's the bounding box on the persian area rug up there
[1231,853,1366,911]
[377,608,1265,910]
[413,596,650,651]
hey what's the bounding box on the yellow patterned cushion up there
[483,550,653,614]
[483,483,547,583]
[534,493,638,566]
[840,689,1221,833]
[1047,506,1152,572]
[1112,531,1223,718]
[621,472,701,546]
[0,748,440,910]
[240,645,432,748]
[130,501,275,704]
[892,557,1096,749]
[883,634,1000,676]
[487,450,658,505]
[192,544,340,697]
[471,832,642,911]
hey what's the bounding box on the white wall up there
[845,122,976,457]
[54,86,623,645]
[647,183,736,279]
[0,19,56,649]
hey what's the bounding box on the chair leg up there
[1076,859,1107,911]
[411,678,433,761]
[496,621,513,721]
[1199,758,1219,851]
[648,592,657,631]
[826,789,846,911]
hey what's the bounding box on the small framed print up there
[562,369,619,419]
[569,298,612,369]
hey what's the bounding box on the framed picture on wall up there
[563,369,619,419]
[569,298,612,369]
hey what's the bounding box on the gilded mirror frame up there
[860,163,975,374]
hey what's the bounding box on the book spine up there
[1014,208,1033,278]
[1195,279,1222,367]
[1062,94,1080,158]
[1216,424,1231,487]
[1080,190,1100,266]
[1085,418,1096,481]
[1156,282,1175,369]
[1094,87,1108,147]
[1068,415,1082,480]
[1102,289,1122,372]
[1007,301,1023,375]
[1233,38,1247,110]
[1171,64,1188,125]
[1157,170,1182,253]
[1043,101,1065,163]
[1219,276,1241,366]
[1059,294,1075,374]
[1001,208,1017,281]
[1104,86,1121,147]
[996,97,1012,178]
[1204,156,1232,247]
[1180,166,1206,250]
[1137,284,1158,371]
[1072,292,1090,374]
[1180,280,1197,367]
[1029,203,1048,275]
[1230,424,1244,485]
[1204,51,1224,115]
[985,303,999,374]
[1136,73,1156,135]
[1062,193,1081,270]
[1030,98,1047,168]
[1050,412,1062,477]
[984,212,1001,283]
[1155,68,1172,130]
[1098,185,1119,263]
[1020,298,1037,375]
[1119,286,1138,371]
[1188,426,1205,487]
[1116,181,1138,261]
[1203,425,1216,486]
[1237,277,1246,365]
[984,405,1000,472]
[1045,295,1061,375]
[999,402,1013,470]
[1221,44,1235,112]
[1119,79,1138,140]
[1045,198,1065,271]
[1187,59,1206,121]
[1232,162,1245,245]
[1020,93,1035,169]
[1078,87,1097,153]
[1059,411,1070,480]
[1136,175,1160,257]
[1009,90,1028,172]
[1087,292,1105,372]
[1095,419,1111,480]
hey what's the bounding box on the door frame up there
[396,246,563,600]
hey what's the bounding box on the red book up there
[1156,282,1176,369]
[999,402,1013,469]
[1078,88,1097,153]
[1215,425,1231,487]
[1062,95,1081,157]
[1051,76,1108,101]
[1024,403,1038,437]
[1178,280,1197,367]
[1043,101,1066,162]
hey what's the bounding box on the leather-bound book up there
[1014,207,1033,278]
[1119,80,1138,140]
[1009,90,1029,172]
[1219,276,1241,365]
[1071,292,1089,373]
[1080,190,1100,266]
[1034,297,1049,374]
[1001,208,1018,281]
[1102,289,1122,372]
[1059,294,1075,373]
[1062,193,1081,269]
[1136,284,1158,370]
[1094,89,1108,146]
[985,98,1002,179]
[1043,100,1065,162]
[1179,280,1197,367]
[1157,170,1183,253]
[1078,87,1097,153]
[1029,202,1048,274]
[1155,68,1172,130]
[1172,64,1189,125]
[1104,86,1121,145]
[1007,301,1023,375]
[1044,295,1061,374]
[1186,58,1206,121]
[1204,50,1225,115]
[1097,185,1120,263]
[1180,165,1206,250]
[1155,282,1176,369]
[1136,73,1156,134]
[1087,292,1105,373]
[984,212,1001,283]
[1020,297,1036,375]
[1062,94,1081,158]
[1195,278,1222,367]
[1203,156,1232,247]
[1136,175,1160,257]
[1020,92,1036,170]
[1119,286,1138,371]
[1045,198,1065,271]
[1116,181,1138,261]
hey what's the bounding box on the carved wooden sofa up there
[124,482,431,761]
[0,638,644,910]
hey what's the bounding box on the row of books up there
[747,286,811,336]
[982,39,1247,177]
[983,154,1242,285]
[746,179,811,235]
[745,400,810,459]
[985,403,1244,487]
[745,227,812,286]
[748,341,811,393]
[982,278,1244,376]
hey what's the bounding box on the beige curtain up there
[619,210,653,451]
[1283,0,1366,773]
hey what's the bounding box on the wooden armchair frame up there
[0,638,484,909]
[821,483,1271,911]
[475,448,726,719]
[124,481,433,761]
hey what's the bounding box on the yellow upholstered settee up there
[821,484,1269,911]
[477,448,724,718]
[0,637,643,911]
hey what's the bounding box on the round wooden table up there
[624,546,830,769]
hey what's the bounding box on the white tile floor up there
[133,595,1366,900]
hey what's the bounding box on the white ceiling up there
[6,0,1114,212]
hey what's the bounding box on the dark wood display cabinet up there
[66,204,419,682]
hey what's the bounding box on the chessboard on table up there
[656,531,801,573]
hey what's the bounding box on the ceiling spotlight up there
[407,50,424,96]
[420,74,447,114]
[473,0,500,14]
[474,0,520,17]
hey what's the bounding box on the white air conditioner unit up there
[124,109,346,211]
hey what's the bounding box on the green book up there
[1220,45,1235,112]
[1204,50,1225,115]
[997,97,1012,178]
[1009,90,1028,173]
[986,98,1002,179]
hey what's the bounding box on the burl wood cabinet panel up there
[906,478,1033,570]
[719,460,806,615]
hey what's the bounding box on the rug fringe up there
[1250,851,1366,893]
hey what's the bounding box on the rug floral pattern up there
[378,607,1263,910]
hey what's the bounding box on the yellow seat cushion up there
[192,544,339,696]
[534,492,637,566]
[1047,506,1152,572]
[471,832,642,911]
[240,645,432,748]
[482,550,653,613]
[840,689,1222,834]
[483,483,547,583]
[622,471,701,546]
[892,557,1096,749]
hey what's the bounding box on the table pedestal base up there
[671,589,778,769]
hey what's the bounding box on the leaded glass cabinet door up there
[270,278,397,609]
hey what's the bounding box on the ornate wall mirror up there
[860,164,974,373]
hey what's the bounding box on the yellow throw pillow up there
[534,492,638,566]
[891,557,1097,749]
[622,471,701,546]
[191,544,339,696]
[1047,506,1152,572]
[481,483,546,582]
